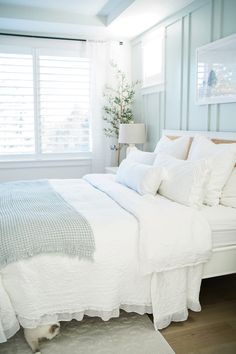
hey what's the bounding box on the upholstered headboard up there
[162,130,236,143]
[162,130,236,165]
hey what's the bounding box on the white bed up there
[163,130,236,279]
[0,175,211,343]
[0,130,235,345]
[202,205,236,248]
[202,204,236,278]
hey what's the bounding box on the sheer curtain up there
[87,41,131,173]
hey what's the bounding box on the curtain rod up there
[0,32,86,42]
[0,33,124,45]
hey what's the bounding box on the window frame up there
[141,27,165,92]
[0,37,92,162]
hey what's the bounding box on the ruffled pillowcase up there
[116,159,164,196]
[125,135,191,165]
[154,135,191,160]
[154,153,209,208]
[188,136,236,206]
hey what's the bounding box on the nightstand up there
[105,166,118,174]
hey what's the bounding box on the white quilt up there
[0,175,212,343]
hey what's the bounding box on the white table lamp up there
[118,123,146,155]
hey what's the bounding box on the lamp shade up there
[118,123,146,144]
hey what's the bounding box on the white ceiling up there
[0,0,108,16]
[0,0,195,40]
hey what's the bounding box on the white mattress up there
[201,205,236,248]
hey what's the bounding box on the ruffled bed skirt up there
[1,265,203,342]
[2,297,201,344]
[18,304,153,328]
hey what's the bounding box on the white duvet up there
[0,174,212,343]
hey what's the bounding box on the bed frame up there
[163,129,236,279]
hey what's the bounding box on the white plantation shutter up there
[39,55,91,154]
[0,53,35,155]
[0,37,127,171]
[0,39,91,159]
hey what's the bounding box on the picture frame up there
[196,33,236,105]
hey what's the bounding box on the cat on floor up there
[24,323,60,354]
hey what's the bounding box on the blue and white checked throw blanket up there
[0,180,95,268]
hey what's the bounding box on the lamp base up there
[126,144,136,156]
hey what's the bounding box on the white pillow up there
[221,168,236,208]
[116,159,163,195]
[126,147,156,165]
[154,154,209,208]
[188,136,236,206]
[154,135,190,160]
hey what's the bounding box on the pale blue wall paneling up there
[132,40,160,150]
[165,20,182,130]
[219,0,236,131]
[131,0,236,150]
[131,42,143,124]
[222,0,236,37]
[187,1,212,131]
[143,93,159,151]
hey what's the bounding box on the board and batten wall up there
[131,0,236,151]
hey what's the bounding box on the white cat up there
[24,323,60,354]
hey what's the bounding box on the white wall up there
[0,160,91,182]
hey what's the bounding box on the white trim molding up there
[0,157,91,170]
[141,83,164,95]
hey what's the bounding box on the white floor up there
[0,312,175,354]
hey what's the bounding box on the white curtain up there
[87,41,131,173]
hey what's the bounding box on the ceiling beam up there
[97,0,135,25]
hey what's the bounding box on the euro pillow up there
[221,168,236,208]
[116,159,163,195]
[188,136,236,206]
[154,154,209,208]
[154,135,190,160]
[126,147,156,165]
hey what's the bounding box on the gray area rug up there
[0,312,175,354]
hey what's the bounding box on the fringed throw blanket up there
[0,180,95,268]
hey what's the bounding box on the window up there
[0,42,91,160]
[142,28,165,89]
[0,53,35,155]
[39,55,90,154]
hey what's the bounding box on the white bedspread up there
[0,175,211,343]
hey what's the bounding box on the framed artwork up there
[196,33,236,105]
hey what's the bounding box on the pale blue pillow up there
[116,159,163,195]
